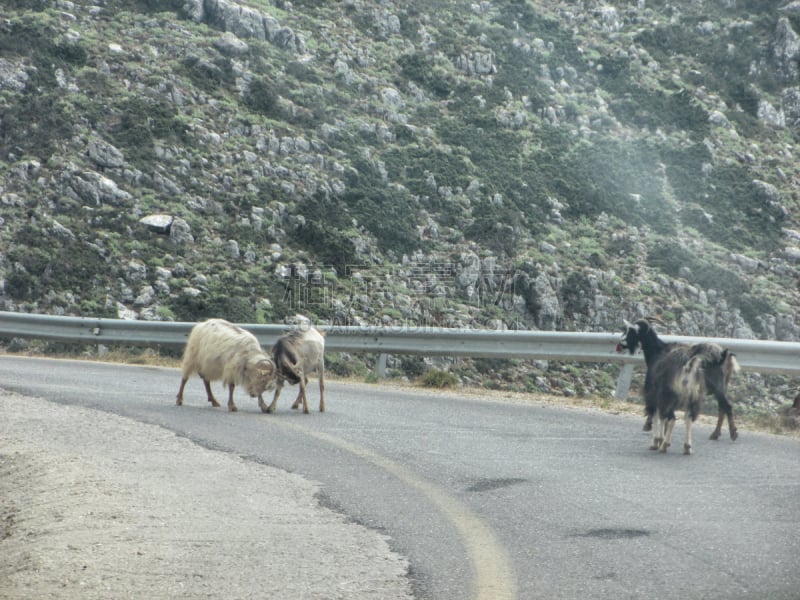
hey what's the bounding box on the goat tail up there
[724,350,741,374]
[276,351,302,385]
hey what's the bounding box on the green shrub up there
[170,291,256,323]
[244,77,281,118]
[400,355,426,378]
[325,353,368,378]
[397,52,455,98]
[421,369,459,388]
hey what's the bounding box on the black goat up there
[647,342,740,454]
[617,318,739,442]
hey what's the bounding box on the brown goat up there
[266,324,326,414]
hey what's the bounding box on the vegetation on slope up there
[0,0,798,405]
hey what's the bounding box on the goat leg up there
[648,413,662,450]
[709,409,724,440]
[318,366,325,413]
[642,414,653,432]
[203,377,221,407]
[176,377,188,406]
[291,382,304,411]
[710,396,738,441]
[227,384,238,412]
[297,376,310,414]
[683,413,693,455]
[726,406,738,441]
[659,418,676,453]
[266,380,284,413]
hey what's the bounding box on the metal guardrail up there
[0,311,798,398]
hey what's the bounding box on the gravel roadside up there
[0,390,413,599]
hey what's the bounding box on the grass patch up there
[421,369,459,388]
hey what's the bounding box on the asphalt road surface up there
[1,355,798,600]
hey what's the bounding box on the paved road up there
[1,355,798,599]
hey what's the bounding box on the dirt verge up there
[0,390,413,599]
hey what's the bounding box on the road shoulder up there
[0,390,413,599]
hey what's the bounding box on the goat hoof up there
[228,405,238,412]
[643,423,652,432]
[730,430,738,441]
[648,444,659,451]
[176,398,183,406]
[709,431,721,441]
[658,443,670,454]
[210,400,221,408]
[683,444,692,455]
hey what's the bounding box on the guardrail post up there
[377,353,388,378]
[614,363,634,400]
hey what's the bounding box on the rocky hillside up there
[1,1,799,402]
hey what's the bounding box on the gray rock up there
[213,32,249,56]
[534,273,561,330]
[0,58,30,92]
[169,218,193,246]
[785,247,800,263]
[772,17,800,80]
[116,302,138,320]
[753,179,788,220]
[134,285,156,306]
[125,261,147,284]
[51,220,76,240]
[183,0,305,53]
[87,137,125,168]
[729,253,761,273]
[225,239,240,259]
[63,170,132,206]
[456,252,481,289]
[758,100,785,127]
[139,214,173,234]
[454,51,496,75]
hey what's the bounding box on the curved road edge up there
[0,390,414,600]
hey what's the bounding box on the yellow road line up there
[276,421,517,600]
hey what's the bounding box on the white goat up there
[176,318,276,412]
[266,322,326,414]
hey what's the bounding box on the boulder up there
[87,137,125,168]
[139,214,173,234]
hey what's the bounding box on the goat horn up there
[645,315,667,326]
